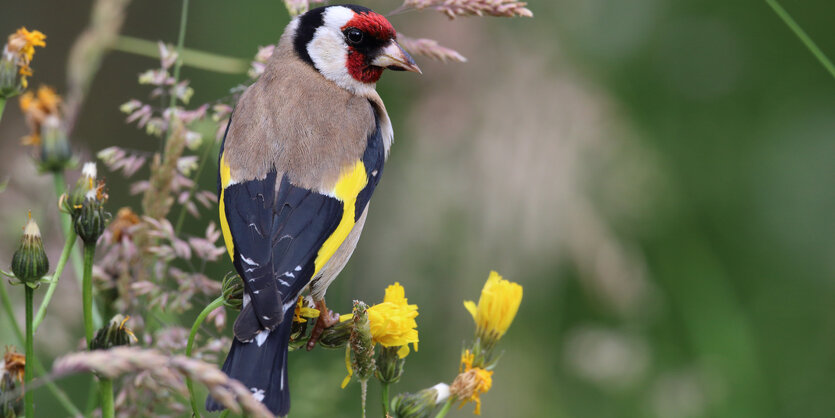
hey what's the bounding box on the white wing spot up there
[251,387,265,402]
[371,169,378,176]
[241,255,259,266]
[243,294,251,308]
[278,279,290,286]
[262,315,270,320]
[283,271,295,278]
[253,290,260,294]
[294,265,302,272]
[255,329,270,347]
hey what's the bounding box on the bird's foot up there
[307,299,339,351]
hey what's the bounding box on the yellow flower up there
[451,349,493,415]
[463,271,522,344]
[6,27,46,88]
[366,282,419,358]
[292,295,320,323]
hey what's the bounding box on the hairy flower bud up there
[390,383,449,418]
[75,197,107,245]
[319,318,352,349]
[11,215,48,285]
[375,345,405,384]
[90,314,135,350]
[349,301,374,382]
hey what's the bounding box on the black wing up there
[222,171,342,341]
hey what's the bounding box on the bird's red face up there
[293,5,421,94]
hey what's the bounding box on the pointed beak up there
[371,40,422,74]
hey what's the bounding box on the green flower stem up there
[24,285,35,418]
[33,229,76,331]
[82,244,96,345]
[53,172,102,328]
[766,0,835,80]
[99,378,115,418]
[186,296,224,417]
[381,382,390,417]
[170,0,191,111]
[113,36,248,75]
[434,396,455,418]
[0,97,6,121]
[0,282,82,416]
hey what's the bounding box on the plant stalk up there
[53,172,102,328]
[33,229,76,330]
[186,296,224,417]
[766,0,835,80]
[99,378,115,418]
[0,97,6,121]
[82,244,96,346]
[434,396,455,418]
[24,285,35,418]
[381,382,390,417]
[0,282,82,416]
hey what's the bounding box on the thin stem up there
[169,0,191,112]
[381,382,390,417]
[33,229,77,330]
[186,296,224,417]
[766,0,835,80]
[434,396,455,418]
[82,244,96,346]
[99,378,115,418]
[113,36,248,74]
[53,172,102,328]
[24,286,34,418]
[0,282,83,416]
[0,97,6,122]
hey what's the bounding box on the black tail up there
[206,309,294,416]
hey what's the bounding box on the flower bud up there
[75,197,107,245]
[11,215,48,285]
[375,345,405,384]
[318,318,352,349]
[221,272,243,310]
[37,116,72,172]
[390,383,449,418]
[349,301,374,382]
[90,314,135,350]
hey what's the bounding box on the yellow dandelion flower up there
[6,27,46,88]
[463,271,522,344]
[18,86,61,147]
[292,295,320,323]
[366,282,419,358]
[451,349,493,415]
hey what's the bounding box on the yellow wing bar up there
[313,160,368,275]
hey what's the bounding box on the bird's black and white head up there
[288,4,421,96]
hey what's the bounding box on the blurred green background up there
[2,0,835,417]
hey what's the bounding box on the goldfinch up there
[206,4,420,416]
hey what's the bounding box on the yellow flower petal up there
[341,345,352,389]
[466,271,522,343]
[366,282,419,356]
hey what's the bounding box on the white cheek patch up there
[307,6,378,97]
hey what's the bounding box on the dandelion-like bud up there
[318,317,352,349]
[390,383,449,418]
[349,301,375,382]
[463,271,522,350]
[18,86,72,172]
[90,314,136,350]
[221,272,243,310]
[375,345,405,384]
[0,348,25,417]
[67,162,109,244]
[0,27,46,95]
[11,214,49,286]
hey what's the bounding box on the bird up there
[206,4,420,416]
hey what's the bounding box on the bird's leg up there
[307,299,339,351]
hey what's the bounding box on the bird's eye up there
[345,28,363,44]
